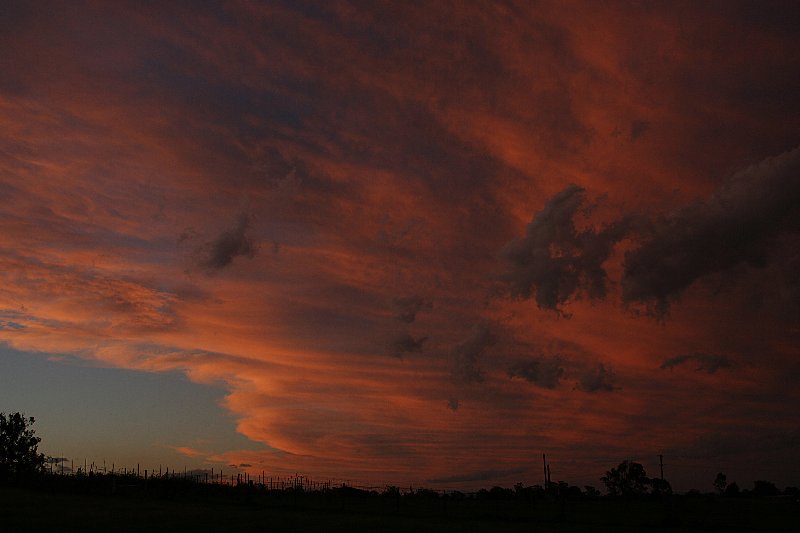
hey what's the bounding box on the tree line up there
[1,412,796,499]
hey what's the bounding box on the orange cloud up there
[2,1,799,491]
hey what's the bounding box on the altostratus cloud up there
[507,356,564,389]
[576,363,616,393]
[391,295,431,324]
[451,323,496,384]
[388,333,427,358]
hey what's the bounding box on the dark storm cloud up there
[661,352,733,374]
[451,323,496,384]
[508,356,564,389]
[576,363,616,393]
[391,295,431,323]
[623,146,800,315]
[501,185,630,312]
[200,212,256,271]
[388,333,427,358]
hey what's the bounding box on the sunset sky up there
[1,1,799,492]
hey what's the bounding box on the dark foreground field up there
[2,485,798,533]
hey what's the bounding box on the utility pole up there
[658,454,664,480]
[542,453,548,490]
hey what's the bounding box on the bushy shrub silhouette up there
[724,482,740,496]
[753,480,779,497]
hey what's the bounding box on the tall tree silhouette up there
[0,412,46,483]
[714,472,727,494]
[601,460,651,497]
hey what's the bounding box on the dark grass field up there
[2,485,799,533]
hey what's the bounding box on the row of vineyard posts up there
[45,460,333,491]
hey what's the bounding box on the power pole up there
[658,454,664,480]
[543,453,548,489]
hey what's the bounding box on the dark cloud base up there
[504,146,800,320]
[661,353,733,374]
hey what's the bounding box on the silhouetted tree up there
[488,486,514,499]
[513,482,537,501]
[713,472,727,494]
[381,485,400,498]
[601,461,650,497]
[724,482,740,497]
[411,487,439,499]
[649,477,672,496]
[0,412,46,483]
[752,480,779,497]
[564,484,583,499]
[583,485,601,498]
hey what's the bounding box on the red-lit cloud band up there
[1,1,799,489]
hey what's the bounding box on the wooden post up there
[543,453,548,490]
